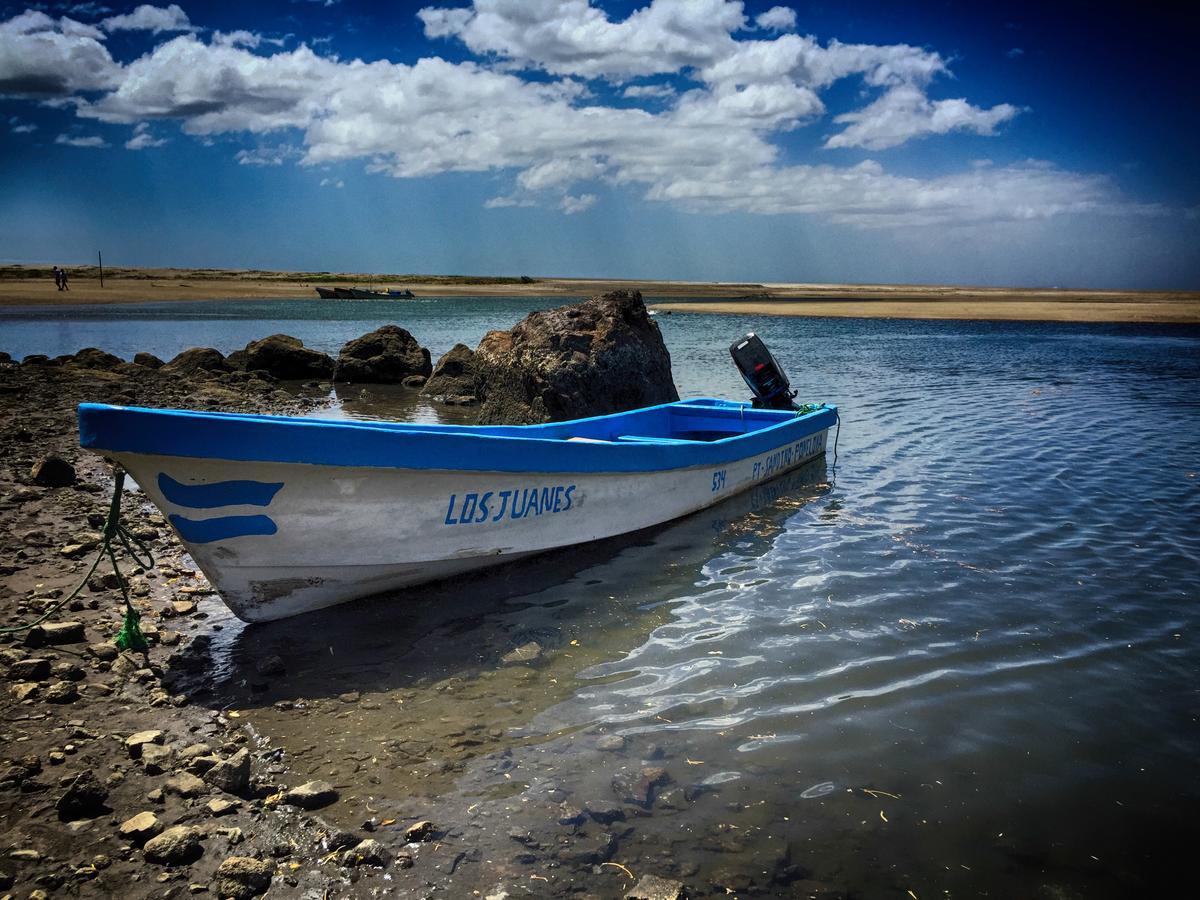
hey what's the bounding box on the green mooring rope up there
[1,468,154,651]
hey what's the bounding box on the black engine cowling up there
[729,332,797,410]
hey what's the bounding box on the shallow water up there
[6,299,1200,896]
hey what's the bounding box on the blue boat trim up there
[158,472,284,509]
[78,399,837,474]
[168,514,278,543]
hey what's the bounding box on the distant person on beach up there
[53,266,62,290]
[60,268,69,291]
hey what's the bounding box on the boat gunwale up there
[78,399,836,474]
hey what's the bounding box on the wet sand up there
[3,264,1196,323]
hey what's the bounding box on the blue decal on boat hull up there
[169,514,278,544]
[158,473,283,509]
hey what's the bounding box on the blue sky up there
[1,1,1197,288]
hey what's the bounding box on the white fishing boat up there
[78,335,836,623]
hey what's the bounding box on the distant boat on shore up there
[313,287,415,300]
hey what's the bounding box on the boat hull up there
[80,399,834,622]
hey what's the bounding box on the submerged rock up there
[333,325,431,384]
[472,290,678,424]
[238,334,334,380]
[626,874,686,900]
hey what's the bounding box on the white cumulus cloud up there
[825,84,1021,150]
[754,6,796,32]
[125,121,167,148]
[56,132,108,147]
[0,10,121,96]
[0,3,1149,228]
[102,4,197,34]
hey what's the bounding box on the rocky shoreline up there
[0,352,391,898]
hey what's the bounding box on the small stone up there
[204,748,251,796]
[211,856,273,899]
[172,600,197,616]
[206,798,240,816]
[283,780,338,810]
[11,682,39,701]
[626,874,686,900]
[125,730,165,758]
[44,680,79,703]
[56,770,108,821]
[501,641,543,665]
[403,820,435,843]
[119,811,163,844]
[8,657,51,680]
[179,743,213,761]
[338,691,360,703]
[144,825,204,865]
[48,751,67,765]
[9,849,41,862]
[324,830,358,852]
[141,743,173,774]
[26,620,86,646]
[30,453,75,487]
[165,772,207,798]
[186,755,221,775]
[340,839,390,868]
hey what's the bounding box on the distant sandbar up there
[1,265,1196,324]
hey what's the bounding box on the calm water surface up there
[4,299,1199,897]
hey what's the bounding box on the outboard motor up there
[729,332,797,410]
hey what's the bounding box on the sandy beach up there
[3,265,1197,324]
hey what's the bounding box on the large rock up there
[164,347,231,375]
[133,351,164,369]
[70,347,124,370]
[472,290,678,424]
[238,334,334,380]
[333,326,431,384]
[420,343,477,401]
